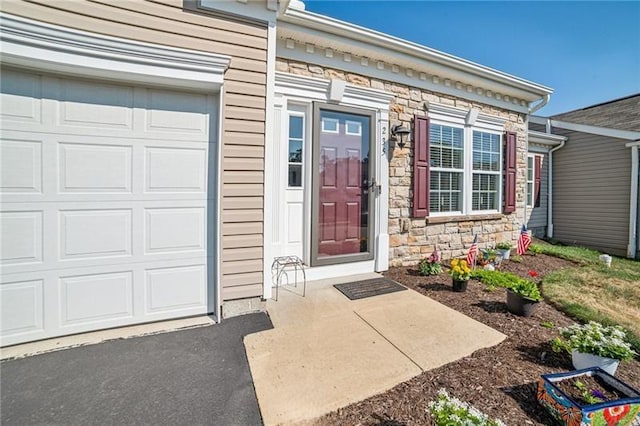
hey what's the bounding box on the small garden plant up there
[418,249,442,276]
[450,259,471,281]
[495,242,512,250]
[510,280,543,302]
[428,388,506,426]
[551,321,636,361]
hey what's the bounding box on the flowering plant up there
[428,388,505,426]
[418,249,442,276]
[551,321,636,361]
[450,258,471,281]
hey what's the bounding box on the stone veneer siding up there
[276,58,528,266]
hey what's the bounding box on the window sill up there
[425,213,504,224]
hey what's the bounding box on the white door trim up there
[267,72,393,280]
[0,13,231,91]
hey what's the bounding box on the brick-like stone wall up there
[277,58,528,266]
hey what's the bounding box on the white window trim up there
[321,117,339,134]
[345,120,362,136]
[428,103,506,217]
[526,154,535,208]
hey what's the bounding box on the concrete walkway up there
[245,273,506,425]
[1,313,272,426]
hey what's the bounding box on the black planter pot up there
[506,288,539,317]
[452,279,468,292]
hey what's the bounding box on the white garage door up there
[0,69,217,346]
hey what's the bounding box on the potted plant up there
[505,279,542,317]
[495,242,513,260]
[537,367,640,426]
[551,321,636,376]
[418,249,442,276]
[449,258,471,292]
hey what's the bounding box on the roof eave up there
[279,8,553,101]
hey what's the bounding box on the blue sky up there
[302,1,640,116]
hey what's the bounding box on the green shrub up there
[529,244,544,254]
[495,242,513,250]
[418,258,442,276]
[471,269,542,301]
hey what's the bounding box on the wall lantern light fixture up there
[391,122,411,150]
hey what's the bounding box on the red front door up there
[314,106,373,265]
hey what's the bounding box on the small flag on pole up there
[466,235,478,267]
[517,225,532,255]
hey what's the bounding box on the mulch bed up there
[314,253,640,426]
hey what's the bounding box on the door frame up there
[311,102,377,267]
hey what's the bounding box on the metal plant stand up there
[271,255,306,301]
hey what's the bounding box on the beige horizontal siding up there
[551,128,631,256]
[1,0,268,300]
[223,209,263,223]
[224,145,264,159]
[223,247,263,262]
[223,222,263,236]
[224,197,263,210]
[222,283,263,300]
[224,131,265,146]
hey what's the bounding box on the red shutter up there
[412,115,430,217]
[534,155,542,208]
[503,131,517,213]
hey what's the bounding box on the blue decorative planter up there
[537,367,640,425]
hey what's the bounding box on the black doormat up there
[334,277,407,300]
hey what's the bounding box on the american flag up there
[517,225,532,255]
[466,235,478,267]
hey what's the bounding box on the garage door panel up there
[0,68,43,124]
[0,279,44,336]
[145,265,206,314]
[59,80,134,130]
[0,210,43,266]
[145,146,207,193]
[145,207,205,254]
[60,209,132,260]
[60,271,134,326]
[59,142,133,193]
[146,89,209,136]
[0,138,43,194]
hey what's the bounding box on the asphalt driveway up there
[1,313,272,426]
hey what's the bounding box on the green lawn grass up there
[532,241,640,352]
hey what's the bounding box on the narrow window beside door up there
[288,114,304,187]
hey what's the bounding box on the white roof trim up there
[528,130,567,145]
[531,115,640,141]
[627,141,640,147]
[275,71,395,109]
[0,13,231,91]
[278,7,552,102]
